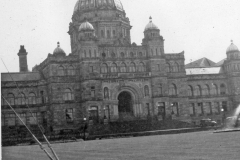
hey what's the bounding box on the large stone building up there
[1,0,240,132]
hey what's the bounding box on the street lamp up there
[221,108,226,126]
[83,118,87,141]
[171,103,175,116]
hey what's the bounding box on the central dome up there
[74,0,124,13]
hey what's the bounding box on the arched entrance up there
[118,91,133,115]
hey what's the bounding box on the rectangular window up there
[91,86,95,98]
[158,102,165,116]
[189,103,195,116]
[157,64,161,71]
[146,103,150,116]
[214,102,220,114]
[105,105,110,119]
[18,113,26,126]
[7,114,16,126]
[2,114,4,126]
[222,101,228,111]
[205,102,212,115]
[198,103,204,116]
[29,112,39,125]
[42,111,47,124]
[66,109,74,123]
[172,102,179,116]
[40,91,45,104]
[89,106,99,123]
[89,66,94,73]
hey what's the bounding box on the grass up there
[2,131,240,160]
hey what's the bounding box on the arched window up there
[104,87,109,99]
[101,63,108,73]
[94,49,97,57]
[194,85,202,96]
[18,93,26,105]
[138,62,145,72]
[84,50,87,57]
[169,84,177,96]
[120,63,127,72]
[58,66,65,76]
[139,52,143,57]
[211,84,218,95]
[6,93,15,105]
[129,62,136,72]
[158,84,163,95]
[112,30,116,36]
[172,62,179,72]
[89,50,92,57]
[130,52,134,58]
[64,89,73,101]
[111,63,118,73]
[166,63,170,73]
[107,30,110,38]
[202,84,210,96]
[220,84,227,95]
[101,30,104,38]
[111,52,115,58]
[28,93,36,105]
[120,52,125,58]
[67,66,75,76]
[151,49,154,56]
[144,85,150,97]
[187,86,194,96]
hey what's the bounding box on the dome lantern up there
[74,0,124,13]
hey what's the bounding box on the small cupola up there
[144,16,159,32]
[79,20,95,32]
[53,42,66,57]
[226,40,239,53]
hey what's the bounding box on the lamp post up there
[83,118,87,141]
[221,108,225,127]
[171,103,175,119]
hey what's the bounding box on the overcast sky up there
[0,0,240,73]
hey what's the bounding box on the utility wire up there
[1,58,59,160]
[2,95,55,160]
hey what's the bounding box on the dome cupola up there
[226,40,239,53]
[144,16,159,32]
[79,21,94,32]
[53,42,66,57]
[74,0,124,13]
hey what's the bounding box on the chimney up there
[17,45,28,72]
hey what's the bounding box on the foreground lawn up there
[2,131,240,160]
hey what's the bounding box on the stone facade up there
[1,0,240,131]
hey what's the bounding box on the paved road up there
[2,131,240,160]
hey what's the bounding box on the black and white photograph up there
[1,0,240,159]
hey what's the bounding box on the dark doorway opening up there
[118,91,133,114]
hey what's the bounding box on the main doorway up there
[118,91,133,114]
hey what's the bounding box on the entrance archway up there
[118,91,133,114]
